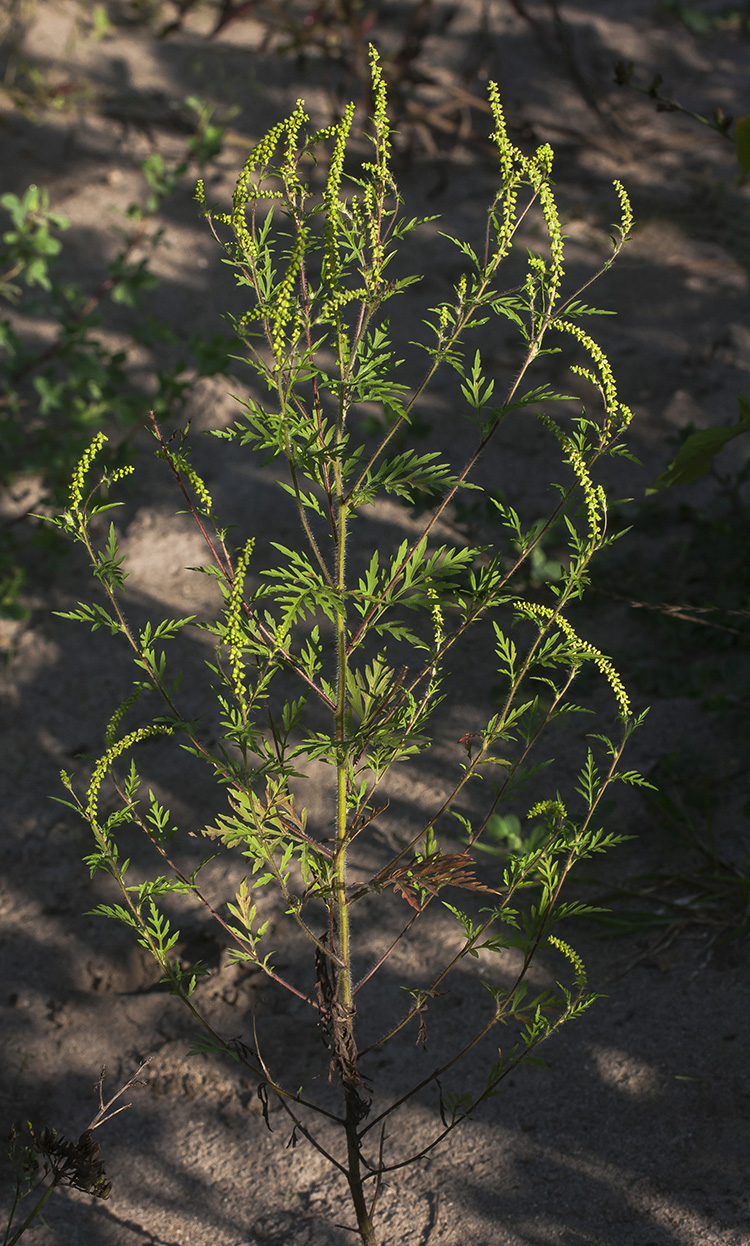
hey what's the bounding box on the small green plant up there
[577,755,750,946]
[655,0,750,36]
[647,392,750,493]
[0,102,235,616]
[51,52,647,1244]
[470,812,549,858]
[644,760,750,939]
[614,59,750,178]
[3,1061,149,1245]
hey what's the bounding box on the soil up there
[1,2,749,1244]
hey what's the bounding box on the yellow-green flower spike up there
[487,81,512,182]
[538,180,565,307]
[69,431,107,519]
[86,725,174,826]
[425,581,444,696]
[281,101,310,205]
[554,320,618,413]
[323,102,356,293]
[536,413,603,544]
[369,45,391,155]
[272,225,310,361]
[534,143,554,176]
[548,934,587,984]
[613,179,633,241]
[522,602,631,718]
[226,537,255,715]
[528,797,567,824]
[182,463,213,516]
[105,690,143,745]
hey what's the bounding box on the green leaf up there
[646,394,750,493]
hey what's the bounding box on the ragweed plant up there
[0,100,234,617]
[52,50,648,1245]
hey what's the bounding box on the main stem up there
[332,414,376,1245]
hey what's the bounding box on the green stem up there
[329,324,376,1242]
[6,1177,60,1246]
[345,1117,377,1246]
[334,459,351,1003]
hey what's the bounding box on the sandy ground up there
[1,2,749,1243]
